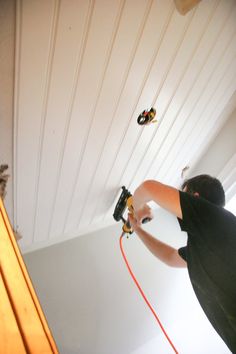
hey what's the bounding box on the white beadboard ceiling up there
[11,0,236,252]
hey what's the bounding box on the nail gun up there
[113,186,151,234]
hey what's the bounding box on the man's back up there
[178,191,236,353]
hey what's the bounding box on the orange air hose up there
[119,233,179,354]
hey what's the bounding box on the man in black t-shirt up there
[128,175,236,353]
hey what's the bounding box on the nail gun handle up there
[123,216,151,234]
[122,219,133,234]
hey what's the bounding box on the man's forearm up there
[134,226,186,268]
[132,180,182,219]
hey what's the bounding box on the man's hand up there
[133,204,154,225]
[132,180,182,219]
[128,204,153,231]
[128,212,187,268]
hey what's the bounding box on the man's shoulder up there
[178,190,236,234]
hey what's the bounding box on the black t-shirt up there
[177,191,236,353]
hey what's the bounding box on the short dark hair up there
[181,174,225,207]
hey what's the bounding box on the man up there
[128,175,236,353]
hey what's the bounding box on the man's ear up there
[193,192,199,197]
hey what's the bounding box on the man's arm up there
[132,180,183,222]
[128,214,186,268]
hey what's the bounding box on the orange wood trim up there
[0,266,27,354]
[0,198,58,353]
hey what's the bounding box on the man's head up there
[181,174,225,207]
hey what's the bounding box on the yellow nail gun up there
[113,186,151,234]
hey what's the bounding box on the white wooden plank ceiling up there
[13,0,236,251]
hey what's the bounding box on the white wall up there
[24,208,230,354]
[0,0,15,222]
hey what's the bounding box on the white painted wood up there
[32,0,92,242]
[47,0,123,237]
[157,2,236,183]
[64,0,153,233]
[124,0,218,187]
[143,0,236,185]
[10,0,236,250]
[169,65,236,187]
[123,0,223,194]
[101,5,194,222]
[15,0,57,247]
[80,0,175,227]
